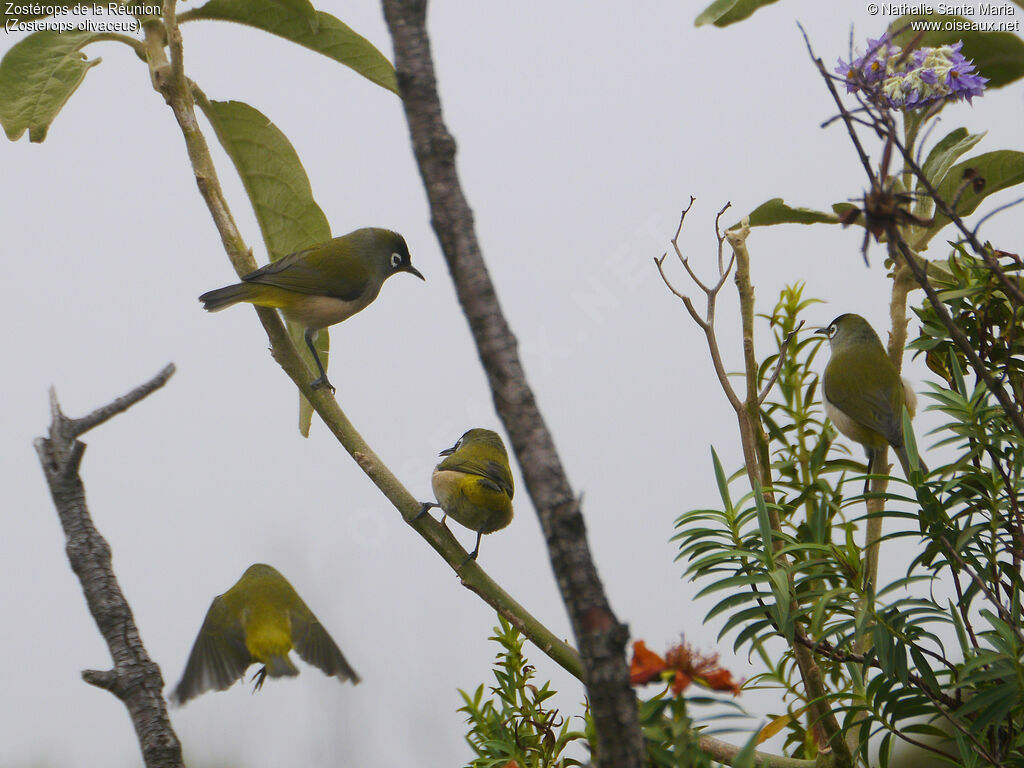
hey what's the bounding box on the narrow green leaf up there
[947,600,971,654]
[890,15,1024,88]
[742,198,841,228]
[197,97,332,436]
[185,0,397,94]
[754,489,774,568]
[0,30,103,141]
[924,150,1024,243]
[694,0,780,27]
[709,447,734,515]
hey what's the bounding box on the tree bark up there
[380,2,645,765]
[35,364,184,768]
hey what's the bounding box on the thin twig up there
[800,24,873,181]
[758,323,804,405]
[68,363,176,439]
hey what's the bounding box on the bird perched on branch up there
[418,428,514,563]
[171,563,359,705]
[199,227,424,393]
[818,313,927,483]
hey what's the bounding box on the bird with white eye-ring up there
[817,313,928,488]
[199,227,424,393]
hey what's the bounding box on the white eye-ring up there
[390,252,402,268]
[828,324,837,338]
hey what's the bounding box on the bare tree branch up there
[379,1,644,764]
[34,365,184,768]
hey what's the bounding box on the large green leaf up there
[744,198,842,228]
[890,14,1024,88]
[269,0,317,31]
[199,98,330,259]
[184,0,397,94]
[914,127,986,219]
[695,0,780,27]
[198,97,332,436]
[920,128,986,189]
[0,30,103,141]
[924,149,1024,244]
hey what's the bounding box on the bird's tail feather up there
[199,283,254,312]
[264,654,299,678]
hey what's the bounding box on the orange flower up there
[629,640,667,685]
[629,639,742,696]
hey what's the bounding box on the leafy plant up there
[459,617,588,768]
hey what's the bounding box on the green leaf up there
[924,150,1024,243]
[744,198,842,228]
[198,97,332,436]
[185,0,397,94]
[915,128,986,219]
[694,0,780,28]
[710,447,734,515]
[270,0,318,31]
[890,15,1024,89]
[0,30,103,142]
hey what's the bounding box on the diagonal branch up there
[34,365,184,768]
[144,0,581,681]
[380,1,644,765]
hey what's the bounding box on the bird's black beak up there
[814,327,829,336]
[404,265,426,281]
[438,445,456,456]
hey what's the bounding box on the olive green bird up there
[199,228,424,393]
[418,428,515,563]
[818,313,927,482]
[170,564,359,706]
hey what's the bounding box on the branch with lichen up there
[142,0,581,681]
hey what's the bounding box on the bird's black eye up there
[828,324,837,338]
[390,252,402,268]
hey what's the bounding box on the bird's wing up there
[291,606,361,684]
[437,455,514,499]
[824,371,903,447]
[242,245,371,300]
[170,595,251,705]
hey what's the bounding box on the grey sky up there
[2,2,1021,766]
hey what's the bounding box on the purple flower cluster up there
[836,35,987,110]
